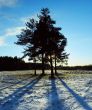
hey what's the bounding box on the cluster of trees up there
[0,56,91,71]
[0,56,50,71]
[57,65,92,70]
[0,56,25,70]
[16,8,68,77]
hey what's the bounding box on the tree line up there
[0,56,25,70]
[0,56,92,71]
[0,56,51,71]
[57,65,92,70]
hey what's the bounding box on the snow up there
[0,70,92,110]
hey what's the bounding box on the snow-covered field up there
[0,70,92,110]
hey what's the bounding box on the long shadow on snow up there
[57,75,92,110]
[0,74,35,91]
[45,76,67,110]
[0,74,43,110]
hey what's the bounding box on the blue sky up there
[0,0,92,66]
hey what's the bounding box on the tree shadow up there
[45,76,68,110]
[57,74,92,110]
[0,74,43,110]
[0,74,35,91]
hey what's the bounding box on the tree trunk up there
[34,58,36,75]
[42,53,45,74]
[50,54,54,78]
[55,54,57,74]
[34,67,36,75]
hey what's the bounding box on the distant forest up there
[0,56,92,71]
[0,56,50,71]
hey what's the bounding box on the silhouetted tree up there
[16,19,38,75]
[16,8,68,77]
[37,8,68,77]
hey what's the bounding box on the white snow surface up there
[0,70,92,110]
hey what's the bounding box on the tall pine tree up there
[16,8,68,76]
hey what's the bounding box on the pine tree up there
[16,8,68,76]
